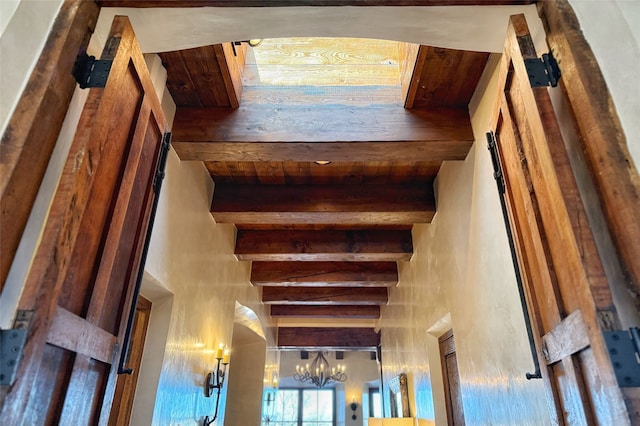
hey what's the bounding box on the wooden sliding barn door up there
[494,14,630,425]
[0,16,166,425]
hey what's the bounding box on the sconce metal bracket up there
[0,328,27,385]
[604,327,640,387]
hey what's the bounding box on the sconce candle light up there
[350,396,358,421]
[204,344,231,425]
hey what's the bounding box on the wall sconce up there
[203,344,230,425]
[350,396,358,421]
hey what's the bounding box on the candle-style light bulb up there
[222,347,230,364]
[215,343,224,359]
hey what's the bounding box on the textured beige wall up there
[377,56,550,425]
[142,142,268,426]
[225,327,267,426]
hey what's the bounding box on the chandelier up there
[293,352,347,388]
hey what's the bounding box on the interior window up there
[368,387,382,418]
[262,388,335,426]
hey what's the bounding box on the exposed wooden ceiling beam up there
[235,230,413,261]
[277,327,380,350]
[171,106,473,162]
[99,1,534,7]
[263,287,388,305]
[271,305,381,319]
[158,43,243,108]
[405,46,490,109]
[251,261,398,287]
[212,184,435,225]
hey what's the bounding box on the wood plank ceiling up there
[161,37,489,350]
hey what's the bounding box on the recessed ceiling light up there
[314,161,331,165]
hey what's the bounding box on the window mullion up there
[298,389,303,426]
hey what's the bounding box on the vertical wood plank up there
[539,0,640,298]
[0,0,99,289]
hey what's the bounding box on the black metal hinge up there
[72,52,113,89]
[604,327,640,387]
[1,310,32,386]
[525,52,561,88]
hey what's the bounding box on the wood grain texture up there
[399,42,420,105]
[215,43,241,108]
[251,261,398,287]
[109,296,152,426]
[243,38,404,87]
[0,0,99,290]
[277,327,380,349]
[539,0,640,300]
[0,16,166,425]
[173,107,473,162]
[207,161,440,185]
[235,230,413,261]
[270,305,381,318]
[497,13,627,424]
[47,307,117,364]
[211,184,435,225]
[159,44,234,107]
[190,140,467,162]
[405,46,489,109]
[412,47,489,108]
[173,104,472,141]
[99,0,533,6]
[240,85,403,107]
[542,310,590,365]
[263,286,388,304]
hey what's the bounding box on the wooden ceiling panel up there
[211,184,435,225]
[262,286,388,305]
[251,261,398,287]
[157,50,201,107]
[235,224,412,231]
[159,44,239,108]
[277,327,380,350]
[207,161,440,185]
[271,305,381,319]
[235,230,413,262]
[172,106,474,162]
[405,46,490,109]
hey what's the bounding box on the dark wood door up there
[109,296,152,425]
[439,330,465,426]
[495,14,630,425]
[0,16,166,425]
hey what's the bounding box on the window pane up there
[302,390,318,421]
[370,388,382,417]
[302,389,333,422]
[264,389,298,423]
[263,388,334,426]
